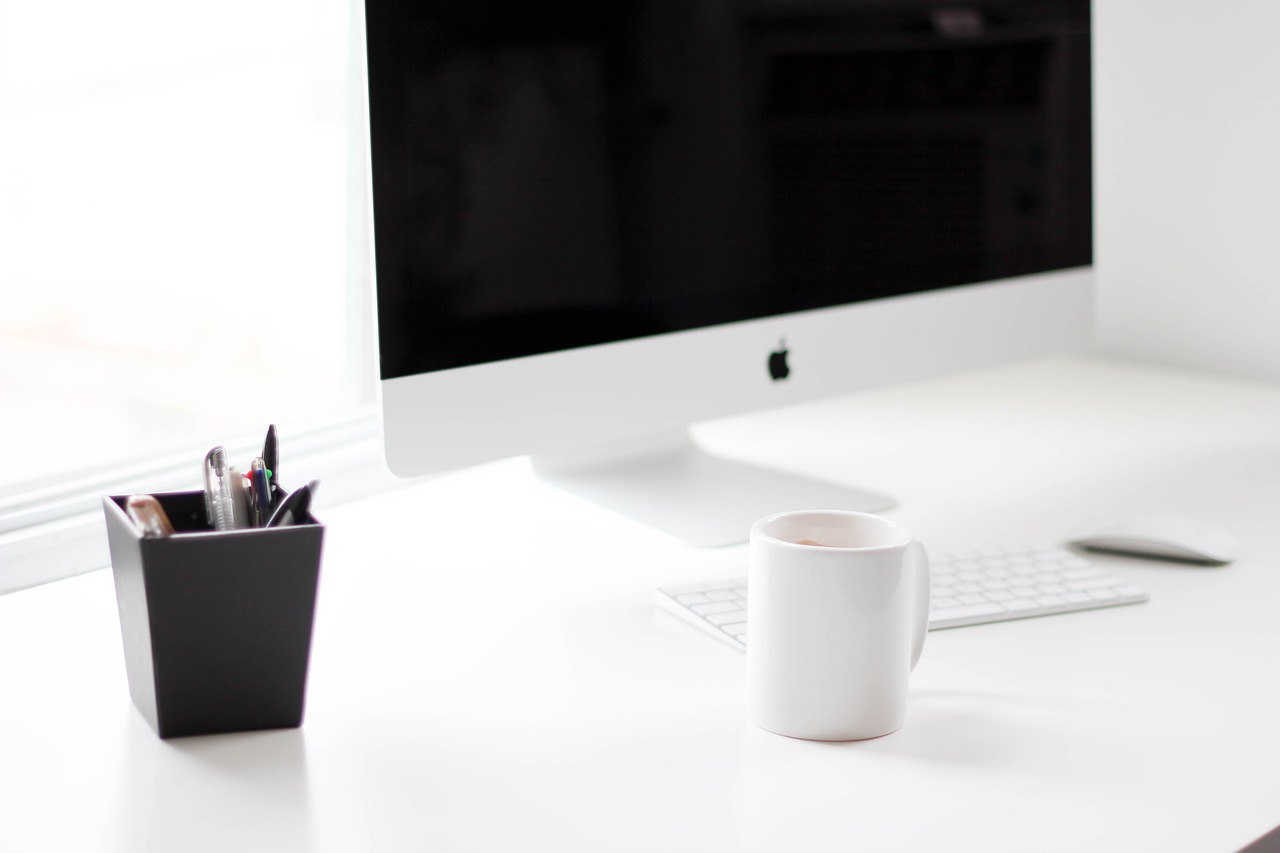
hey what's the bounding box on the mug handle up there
[909,540,930,671]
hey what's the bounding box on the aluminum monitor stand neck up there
[531,429,893,547]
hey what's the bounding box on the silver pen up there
[203,446,239,531]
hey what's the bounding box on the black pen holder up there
[102,490,323,739]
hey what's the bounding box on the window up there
[0,0,379,590]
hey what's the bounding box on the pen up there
[126,494,174,538]
[203,446,243,531]
[262,424,280,500]
[265,479,318,528]
[202,447,217,523]
[246,457,271,527]
[227,465,250,529]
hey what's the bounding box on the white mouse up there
[1066,515,1240,565]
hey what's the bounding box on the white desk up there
[3,356,1279,852]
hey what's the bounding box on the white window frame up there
[0,410,402,594]
[0,3,406,594]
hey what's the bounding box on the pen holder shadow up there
[102,491,323,739]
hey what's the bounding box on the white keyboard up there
[656,544,1149,652]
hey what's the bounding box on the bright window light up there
[0,0,365,499]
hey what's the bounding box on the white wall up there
[1094,2,1280,380]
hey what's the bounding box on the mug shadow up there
[741,688,1078,770]
[733,688,1093,847]
[846,688,1075,769]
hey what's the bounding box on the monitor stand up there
[531,429,894,547]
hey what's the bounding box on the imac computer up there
[364,0,1093,546]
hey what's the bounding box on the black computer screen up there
[367,0,1091,380]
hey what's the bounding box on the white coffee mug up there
[746,510,930,741]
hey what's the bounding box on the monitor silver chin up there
[380,268,1091,545]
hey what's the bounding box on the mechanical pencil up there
[203,446,243,531]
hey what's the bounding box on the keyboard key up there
[705,589,738,601]
[1066,576,1124,591]
[674,592,710,606]
[706,610,747,626]
[1061,566,1106,580]
[690,601,742,615]
[932,602,1005,623]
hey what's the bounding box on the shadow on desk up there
[741,688,1097,772]
[734,688,1135,850]
[855,689,1070,768]
[109,715,312,849]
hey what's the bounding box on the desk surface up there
[2,356,1279,852]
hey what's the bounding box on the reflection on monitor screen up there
[365,0,1093,545]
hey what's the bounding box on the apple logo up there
[768,339,790,381]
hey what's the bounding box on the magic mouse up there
[1066,515,1240,565]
